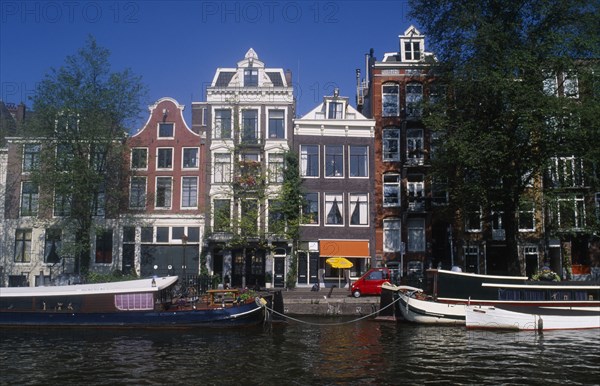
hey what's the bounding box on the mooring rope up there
[263,294,403,326]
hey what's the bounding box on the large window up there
[54,190,71,216]
[325,193,344,225]
[557,195,585,229]
[382,83,399,117]
[548,157,584,188]
[215,109,232,139]
[268,200,286,233]
[44,228,61,264]
[465,207,482,232]
[383,219,401,252]
[244,68,258,86]
[302,193,319,225]
[158,123,174,138]
[14,229,32,263]
[383,128,400,161]
[325,145,344,177]
[241,199,259,235]
[20,181,39,216]
[407,174,424,211]
[241,110,259,143]
[131,148,147,169]
[404,41,421,61]
[23,143,40,172]
[563,72,579,98]
[214,153,231,183]
[268,110,285,138]
[268,153,284,183]
[406,129,424,164]
[383,174,401,207]
[56,143,74,171]
[94,182,106,216]
[181,177,198,208]
[407,218,425,252]
[182,148,199,169]
[95,229,113,264]
[130,177,146,209]
[300,145,319,177]
[157,148,173,169]
[327,102,343,119]
[213,199,231,231]
[349,193,368,226]
[519,200,535,231]
[406,83,423,119]
[155,177,172,209]
[349,146,368,177]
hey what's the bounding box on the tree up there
[409,0,600,274]
[27,36,147,275]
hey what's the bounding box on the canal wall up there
[276,288,381,317]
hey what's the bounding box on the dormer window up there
[244,68,258,87]
[404,41,421,61]
[327,102,344,119]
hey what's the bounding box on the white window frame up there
[267,109,286,139]
[156,148,174,170]
[349,193,369,226]
[406,128,424,164]
[383,173,401,207]
[157,122,174,139]
[241,109,260,143]
[383,128,400,161]
[155,176,173,209]
[131,147,148,170]
[407,218,425,252]
[302,192,319,225]
[406,82,423,119]
[465,207,482,232]
[300,144,319,178]
[268,153,285,183]
[214,108,232,139]
[518,200,536,232]
[557,194,586,230]
[182,147,199,169]
[349,145,368,178]
[22,143,41,173]
[213,152,231,184]
[129,176,147,210]
[20,181,39,217]
[325,145,344,178]
[324,193,344,226]
[382,83,399,117]
[181,176,198,209]
[383,219,401,252]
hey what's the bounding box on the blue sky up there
[1,1,413,128]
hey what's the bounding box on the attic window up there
[244,68,258,87]
[404,41,421,61]
[327,102,343,119]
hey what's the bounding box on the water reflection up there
[1,322,598,385]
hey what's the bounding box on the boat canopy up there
[0,276,179,298]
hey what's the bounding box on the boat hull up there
[465,306,600,331]
[0,301,266,328]
[397,291,466,325]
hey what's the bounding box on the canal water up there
[1,319,598,385]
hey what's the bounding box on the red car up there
[350,267,394,297]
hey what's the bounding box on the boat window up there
[115,293,154,311]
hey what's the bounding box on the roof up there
[0,276,179,298]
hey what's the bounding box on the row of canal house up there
[1,26,599,288]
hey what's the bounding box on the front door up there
[274,257,285,287]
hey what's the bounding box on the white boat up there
[465,305,600,331]
[382,283,466,325]
[380,279,600,326]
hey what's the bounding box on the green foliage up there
[25,36,147,273]
[410,0,600,274]
[86,270,139,283]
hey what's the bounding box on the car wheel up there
[352,290,361,298]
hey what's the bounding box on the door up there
[298,252,308,285]
[309,252,319,284]
[274,257,285,287]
